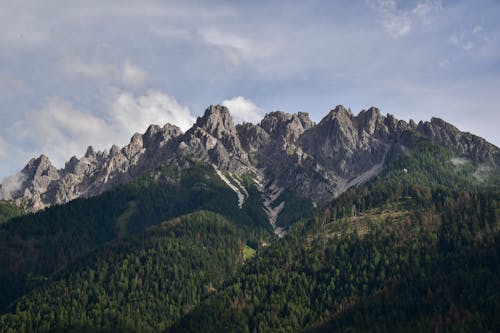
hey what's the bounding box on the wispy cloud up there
[10,90,194,168]
[1,0,499,178]
[369,0,441,38]
[199,29,254,66]
[111,90,194,133]
[450,25,494,52]
[61,56,115,78]
[0,171,27,200]
[222,96,264,124]
[62,57,149,88]
[450,33,474,51]
[122,61,149,88]
[14,99,114,165]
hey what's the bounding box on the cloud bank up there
[222,96,264,124]
[6,90,194,169]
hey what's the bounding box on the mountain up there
[1,105,498,216]
[1,151,498,332]
[0,104,499,332]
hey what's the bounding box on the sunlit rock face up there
[1,104,498,212]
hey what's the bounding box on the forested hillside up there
[0,162,270,311]
[0,139,499,332]
[0,211,247,332]
[172,186,500,332]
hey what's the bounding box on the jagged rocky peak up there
[2,102,499,213]
[195,105,238,139]
[84,146,96,159]
[312,105,358,143]
[130,133,144,147]
[430,117,459,131]
[417,117,462,143]
[120,133,144,159]
[417,117,499,164]
[191,105,245,158]
[64,156,80,173]
[19,154,61,199]
[110,144,121,156]
[355,107,383,135]
[321,104,353,123]
[143,123,182,149]
[23,154,59,179]
[236,122,270,153]
[260,111,314,143]
[299,105,392,178]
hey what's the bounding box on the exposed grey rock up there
[300,105,389,178]
[1,103,498,212]
[193,105,246,158]
[417,117,499,165]
[178,105,249,172]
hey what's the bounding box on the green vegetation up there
[274,189,314,228]
[242,244,256,261]
[172,186,500,333]
[0,201,25,223]
[0,140,499,332]
[379,139,500,189]
[0,162,271,311]
[0,211,245,332]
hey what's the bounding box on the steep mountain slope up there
[0,162,270,311]
[171,176,500,333]
[0,211,247,333]
[0,103,499,331]
[0,119,499,332]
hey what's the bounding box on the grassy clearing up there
[316,198,439,243]
[243,245,256,261]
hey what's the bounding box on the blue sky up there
[1,0,499,179]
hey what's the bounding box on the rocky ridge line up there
[1,104,498,219]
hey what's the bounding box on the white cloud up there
[111,91,195,133]
[62,57,149,88]
[0,137,7,160]
[450,25,496,53]
[222,96,264,124]
[200,29,253,66]
[10,91,194,168]
[412,0,442,21]
[15,99,115,166]
[122,61,148,88]
[369,0,441,38]
[369,0,411,38]
[0,172,28,200]
[450,33,473,51]
[61,56,114,78]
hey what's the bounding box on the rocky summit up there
[1,104,499,212]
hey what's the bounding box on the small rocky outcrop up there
[418,118,499,166]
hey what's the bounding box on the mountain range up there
[0,104,499,332]
[1,105,498,227]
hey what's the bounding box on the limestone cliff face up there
[1,104,498,211]
[179,105,249,172]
